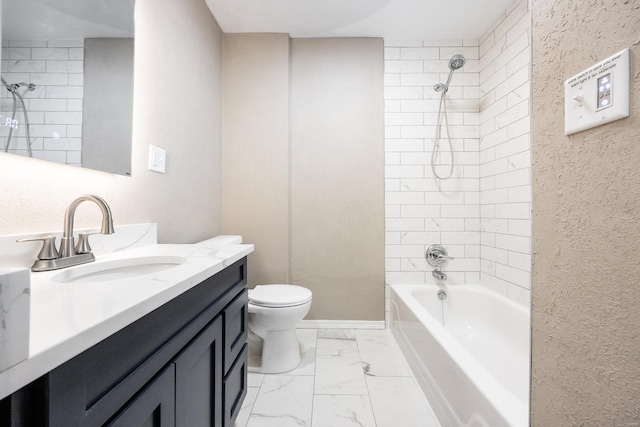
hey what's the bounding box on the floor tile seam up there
[362,377,380,427]
[312,391,371,396]
[364,373,414,379]
[354,330,381,427]
[356,331,432,425]
[309,395,380,427]
[354,329,411,375]
[241,387,260,427]
[309,331,319,427]
[246,373,265,417]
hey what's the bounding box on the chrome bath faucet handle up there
[425,244,454,268]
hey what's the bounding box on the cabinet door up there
[175,316,223,427]
[105,365,175,427]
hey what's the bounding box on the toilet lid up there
[249,284,312,308]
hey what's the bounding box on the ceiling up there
[204,0,513,40]
[2,0,134,40]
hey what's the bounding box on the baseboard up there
[296,320,386,330]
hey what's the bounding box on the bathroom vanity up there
[0,226,252,427]
[1,258,248,427]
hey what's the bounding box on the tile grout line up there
[355,330,381,427]
[309,330,318,426]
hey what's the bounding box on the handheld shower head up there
[433,53,467,93]
[448,54,466,70]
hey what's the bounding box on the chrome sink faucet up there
[60,195,115,257]
[18,195,115,272]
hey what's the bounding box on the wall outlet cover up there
[564,48,630,135]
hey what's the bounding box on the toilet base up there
[247,329,301,374]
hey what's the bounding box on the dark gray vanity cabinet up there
[0,258,248,427]
[106,364,176,427]
[174,316,223,427]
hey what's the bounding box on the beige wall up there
[0,0,223,244]
[221,34,291,286]
[290,38,385,320]
[530,0,640,424]
[222,35,385,320]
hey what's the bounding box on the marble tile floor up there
[234,328,441,427]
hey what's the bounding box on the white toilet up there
[247,284,312,374]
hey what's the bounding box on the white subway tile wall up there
[384,37,481,291]
[384,0,531,324]
[478,0,531,306]
[1,40,84,166]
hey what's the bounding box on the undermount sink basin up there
[51,256,187,284]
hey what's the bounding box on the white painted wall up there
[0,0,223,244]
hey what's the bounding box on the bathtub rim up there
[390,283,530,427]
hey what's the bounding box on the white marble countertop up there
[0,238,253,401]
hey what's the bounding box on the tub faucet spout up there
[432,269,447,281]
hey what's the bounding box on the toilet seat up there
[249,284,312,308]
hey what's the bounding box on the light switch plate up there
[148,145,166,173]
[564,48,630,135]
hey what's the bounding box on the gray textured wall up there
[530,0,640,424]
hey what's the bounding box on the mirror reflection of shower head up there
[433,53,466,92]
[2,77,37,94]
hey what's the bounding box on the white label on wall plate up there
[564,48,630,135]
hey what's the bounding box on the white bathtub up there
[390,284,530,427]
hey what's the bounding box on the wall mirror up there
[1,0,135,176]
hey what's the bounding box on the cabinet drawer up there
[223,290,248,373]
[223,344,248,426]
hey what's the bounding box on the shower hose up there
[431,90,455,180]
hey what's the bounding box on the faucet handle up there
[75,231,99,254]
[426,244,454,267]
[17,235,59,260]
